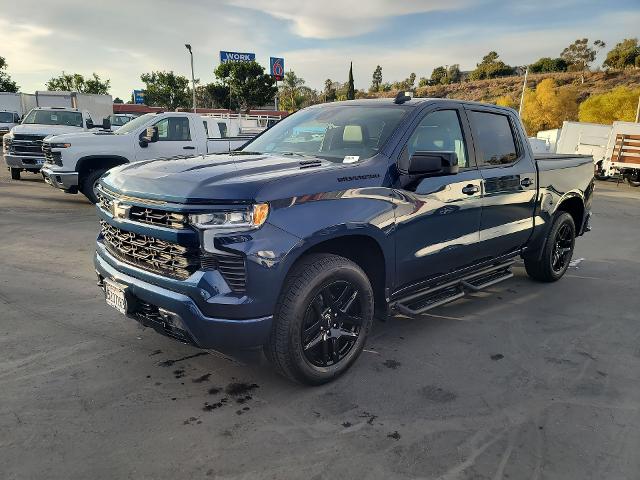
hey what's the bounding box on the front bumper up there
[95,249,273,349]
[4,153,45,170]
[41,165,79,191]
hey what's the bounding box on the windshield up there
[242,105,410,162]
[110,115,133,127]
[23,110,83,127]
[115,113,153,135]
[0,112,14,123]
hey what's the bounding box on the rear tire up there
[626,171,640,187]
[525,212,575,282]
[80,169,107,203]
[10,168,20,180]
[264,253,374,385]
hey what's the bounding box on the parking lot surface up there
[1,170,639,480]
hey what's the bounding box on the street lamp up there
[185,44,196,113]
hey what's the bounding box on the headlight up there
[48,142,71,149]
[3,135,12,152]
[189,203,269,230]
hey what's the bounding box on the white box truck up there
[2,91,113,179]
[555,121,612,178]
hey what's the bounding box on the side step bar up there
[391,261,515,317]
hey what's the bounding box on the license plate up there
[104,279,128,315]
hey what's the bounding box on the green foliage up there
[529,57,568,73]
[578,86,640,124]
[560,38,605,73]
[0,56,19,92]
[278,70,318,112]
[469,52,514,80]
[347,62,355,100]
[392,72,417,90]
[113,97,123,104]
[603,38,640,70]
[324,78,337,102]
[197,83,233,109]
[213,61,277,112]
[46,72,110,94]
[140,71,190,110]
[430,65,462,85]
[370,65,383,92]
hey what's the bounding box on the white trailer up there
[602,121,640,186]
[33,91,113,123]
[555,121,612,177]
[536,128,560,152]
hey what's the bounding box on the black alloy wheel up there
[301,280,362,368]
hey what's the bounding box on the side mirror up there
[102,118,111,130]
[139,126,159,147]
[86,119,94,129]
[406,151,459,177]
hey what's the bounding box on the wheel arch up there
[76,155,129,179]
[283,232,391,319]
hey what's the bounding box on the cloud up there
[227,0,473,38]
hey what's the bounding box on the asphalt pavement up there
[1,169,639,479]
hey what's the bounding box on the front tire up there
[525,212,575,282]
[10,168,20,180]
[264,254,374,385]
[80,169,107,203]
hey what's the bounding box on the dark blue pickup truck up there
[94,96,593,384]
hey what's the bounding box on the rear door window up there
[468,111,518,166]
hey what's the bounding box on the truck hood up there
[44,130,121,144]
[101,153,350,204]
[11,124,83,137]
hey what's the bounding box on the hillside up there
[372,69,640,105]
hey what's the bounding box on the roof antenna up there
[394,91,413,104]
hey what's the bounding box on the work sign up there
[220,51,256,63]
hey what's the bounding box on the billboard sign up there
[270,57,285,81]
[133,90,145,104]
[220,51,256,63]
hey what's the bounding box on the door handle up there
[520,177,533,187]
[183,146,195,150]
[462,184,480,195]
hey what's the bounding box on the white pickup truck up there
[41,111,260,202]
[3,107,106,180]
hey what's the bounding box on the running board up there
[391,261,515,317]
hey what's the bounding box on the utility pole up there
[185,44,197,113]
[518,66,528,117]
[636,94,640,123]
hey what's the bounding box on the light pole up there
[518,66,528,117]
[185,44,196,113]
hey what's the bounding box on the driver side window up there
[406,110,468,168]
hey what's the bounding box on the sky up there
[1,0,639,100]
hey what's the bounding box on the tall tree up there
[46,72,110,94]
[371,65,383,92]
[469,52,514,80]
[603,38,640,70]
[430,66,447,85]
[347,62,355,100]
[560,38,605,83]
[324,78,337,102]
[140,71,191,110]
[0,57,19,92]
[213,61,277,112]
[278,71,308,112]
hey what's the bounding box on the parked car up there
[3,107,107,180]
[40,112,269,203]
[92,96,594,384]
[109,113,136,131]
[0,110,21,138]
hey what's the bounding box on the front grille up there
[10,134,46,156]
[202,253,247,293]
[129,206,188,229]
[42,144,62,166]
[100,220,199,280]
[96,186,186,229]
